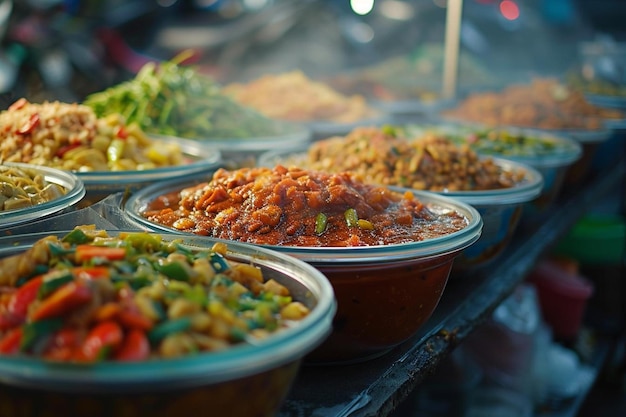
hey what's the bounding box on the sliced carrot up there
[75,245,126,262]
[92,302,122,322]
[72,266,111,279]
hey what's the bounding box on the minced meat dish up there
[141,165,469,247]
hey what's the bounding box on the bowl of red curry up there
[0,226,335,417]
[122,165,483,364]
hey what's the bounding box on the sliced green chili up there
[148,317,192,344]
[20,318,64,352]
[344,208,359,227]
[315,212,328,235]
[47,242,75,257]
[61,228,90,245]
[38,272,73,299]
[157,262,190,281]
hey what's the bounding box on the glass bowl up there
[77,136,222,206]
[0,162,85,229]
[0,230,335,417]
[258,147,543,270]
[121,177,482,364]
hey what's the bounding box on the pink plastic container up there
[527,260,594,341]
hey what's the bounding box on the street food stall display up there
[0,1,624,416]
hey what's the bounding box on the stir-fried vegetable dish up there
[0,226,310,362]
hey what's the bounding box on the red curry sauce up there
[141,166,469,247]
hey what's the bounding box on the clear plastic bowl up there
[122,180,482,364]
[0,230,335,417]
[76,135,222,206]
[258,147,543,270]
[0,162,85,229]
[428,158,543,269]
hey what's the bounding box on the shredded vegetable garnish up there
[84,51,284,140]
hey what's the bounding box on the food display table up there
[278,157,626,417]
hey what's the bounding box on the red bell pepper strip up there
[114,329,150,361]
[75,245,126,263]
[0,313,21,331]
[55,143,82,158]
[115,125,128,139]
[0,328,23,354]
[43,327,81,361]
[93,300,153,330]
[114,284,154,330]
[76,320,123,362]
[17,113,40,135]
[30,282,93,321]
[117,307,154,331]
[8,276,44,320]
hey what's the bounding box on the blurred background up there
[2,0,625,103]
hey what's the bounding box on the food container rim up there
[149,120,312,152]
[0,162,86,228]
[585,94,626,111]
[0,230,336,393]
[305,112,391,137]
[371,97,458,115]
[436,157,544,206]
[549,127,614,144]
[402,122,584,168]
[122,179,483,265]
[437,115,615,144]
[75,135,222,185]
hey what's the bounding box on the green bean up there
[315,213,328,235]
